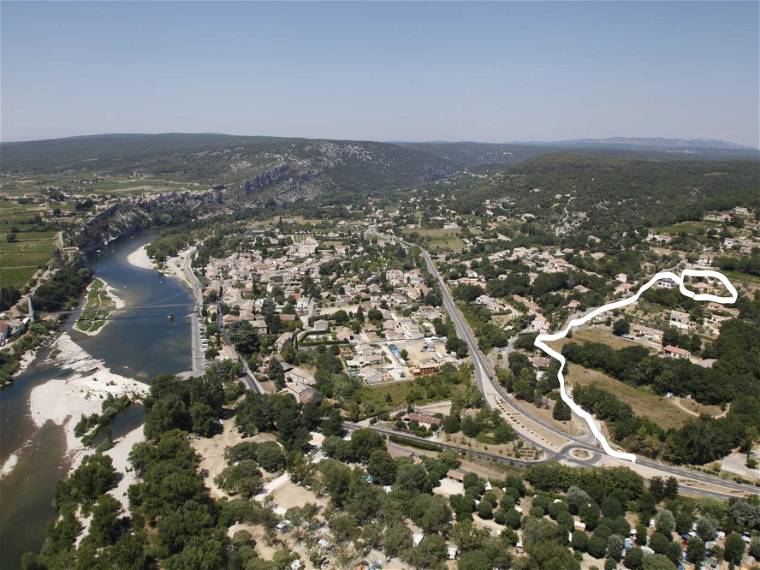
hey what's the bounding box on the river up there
[0,230,194,569]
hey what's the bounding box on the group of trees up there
[441,408,517,444]
[572,382,760,465]
[33,259,92,311]
[498,351,559,404]
[143,371,226,439]
[563,338,729,405]
[235,391,323,453]
[715,252,760,277]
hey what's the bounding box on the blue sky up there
[1,1,758,146]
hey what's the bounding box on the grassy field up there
[75,278,117,333]
[653,220,717,236]
[356,379,465,414]
[548,327,649,352]
[566,364,689,430]
[0,201,47,232]
[1,174,200,197]
[0,230,56,288]
[402,227,465,252]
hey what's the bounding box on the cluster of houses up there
[199,229,464,398]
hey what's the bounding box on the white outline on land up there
[534,269,738,463]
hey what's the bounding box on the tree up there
[613,319,630,337]
[477,500,493,520]
[267,360,284,387]
[502,508,522,529]
[190,402,218,437]
[367,450,397,485]
[255,442,286,472]
[641,554,676,570]
[87,494,122,547]
[458,549,494,570]
[522,517,566,548]
[393,463,429,494]
[572,530,588,552]
[654,510,675,535]
[749,535,760,560]
[318,460,352,506]
[695,516,717,541]
[588,535,608,559]
[566,486,591,514]
[60,453,118,508]
[663,477,678,499]
[624,546,644,569]
[649,532,679,565]
[607,534,625,561]
[229,321,260,356]
[409,534,447,569]
[384,523,412,558]
[553,398,572,421]
[214,460,263,498]
[0,286,20,311]
[724,532,745,565]
[349,429,385,463]
[686,537,705,566]
[649,477,665,502]
[416,495,452,534]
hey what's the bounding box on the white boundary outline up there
[534,269,738,463]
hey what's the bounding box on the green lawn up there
[402,228,465,253]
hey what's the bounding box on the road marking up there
[534,269,738,463]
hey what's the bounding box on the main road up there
[181,246,207,377]
[368,227,759,499]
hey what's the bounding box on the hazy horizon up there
[1,130,756,149]
[2,1,758,146]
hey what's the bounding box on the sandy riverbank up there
[28,333,149,483]
[164,247,195,290]
[126,244,156,270]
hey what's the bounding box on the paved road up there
[213,298,265,394]
[369,228,759,499]
[182,247,207,377]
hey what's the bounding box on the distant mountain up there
[541,137,756,151]
[2,133,756,204]
[0,133,455,202]
[400,138,759,167]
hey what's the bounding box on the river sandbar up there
[126,244,156,270]
[29,333,148,474]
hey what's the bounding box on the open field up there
[1,174,201,197]
[653,220,718,236]
[672,396,724,418]
[548,326,650,352]
[566,364,689,430]
[0,201,47,232]
[356,379,465,414]
[402,227,465,252]
[0,230,56,288]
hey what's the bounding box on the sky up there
[1,1,758,146]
